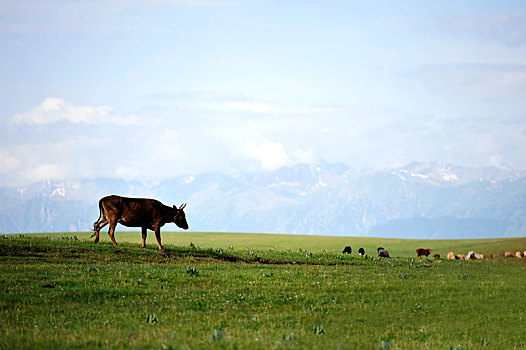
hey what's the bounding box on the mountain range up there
[1,162,525,239]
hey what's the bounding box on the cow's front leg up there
[141,227,147,248]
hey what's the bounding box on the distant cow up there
[358,248,365,256]
[447,252,456,260]
[457,254,466,260]
[503,252,513,258]
[377,247,390,258]
[516,251,525,258]
[432,253,440,259]
[416,248,432,258]
[342,246,352,254]
[489,254,498,259]
[92,195,188,253]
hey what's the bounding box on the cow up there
[342,246,352,254]
[358,248,365,256]
[416,248,432,258]
[432,253,440,259]
[92,195,188,253]
[447,252,456,260]
[377,247,390,258]
[457,254,465,260]
[503,252,513,258]
[489,254,498,259]
[515,251,525,258]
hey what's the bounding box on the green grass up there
[1,233,525,349]
[26,231,526,258]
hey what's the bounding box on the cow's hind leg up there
[141,227,147,248]
[93,219,108,243]
[107,220,118,247]
[93,201,108,243]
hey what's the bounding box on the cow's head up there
[173,203,189,230]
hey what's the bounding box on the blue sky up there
[1,0,525,186]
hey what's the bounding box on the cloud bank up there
[10,98,138,125]
[1,1,526,187]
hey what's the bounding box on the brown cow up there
[416,248,432,258]
[92,195,188,253]
[377,247,390,258]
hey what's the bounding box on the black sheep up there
[342,246,352,254]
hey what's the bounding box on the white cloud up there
[9,98,138,125]
[246,140,288,170]
[0,149,19,174]
[222,102,272,113]
[215,101,337,115]
[152,129,181,161]
[115,165,142,181]
[292,148,314,164]
[23,164,62,183]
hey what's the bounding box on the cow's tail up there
[90,199,106,238]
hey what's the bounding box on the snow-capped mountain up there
[1,162,525,238]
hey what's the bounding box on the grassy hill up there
[1,233,525,349]
[27,231,526,258]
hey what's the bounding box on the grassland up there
[26,231,526,258]
[1,233,525,349]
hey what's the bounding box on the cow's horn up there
[179,203,186,210]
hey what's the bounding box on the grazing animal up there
[457,254,465,260]
[432,253,440,259]
[358,248,365,256]
[92,195,188,253]
[342,246,352,254]
[515,251,525,258]
[467,250,476,260]
[447,252,456,260]
[474,253,485,260]
[377,247,390,258]
[489,254,498,259]
[416,248,432,258]
[503,252,513,258]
